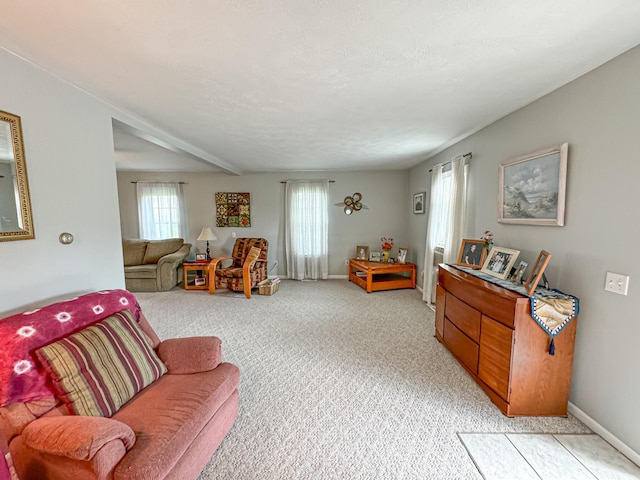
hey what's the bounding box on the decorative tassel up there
[548,338,555,356]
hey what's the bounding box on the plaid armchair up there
[208,238,269,299]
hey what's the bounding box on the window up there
[432,170,452,248]
[285,180,329,280]
[423,159,468,304]
[136,182,186,240]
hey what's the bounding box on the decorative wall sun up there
[334,192,369,215]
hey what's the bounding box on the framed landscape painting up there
[498,143,568,226]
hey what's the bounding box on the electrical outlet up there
[605,272,630,295]
[345,259,349,265]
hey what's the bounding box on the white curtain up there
[136,182,187,240]
[285,180,329,280]
[422,156,468,303]
[443,156,467,265]
[422,166,444,303]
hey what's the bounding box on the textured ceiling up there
[1,1,640,174]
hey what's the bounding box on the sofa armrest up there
[157,244,191,267]
[209,256,233,269]
[21,416,135,461]
[157,337,222,374]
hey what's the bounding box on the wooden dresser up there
[435,264,577,416]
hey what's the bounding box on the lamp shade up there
[196,227,218,241]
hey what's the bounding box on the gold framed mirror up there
[0,110,34,241]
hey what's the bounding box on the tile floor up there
[459,433,640,480]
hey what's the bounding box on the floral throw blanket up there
[454,266,579,354]
[0,289,140,407]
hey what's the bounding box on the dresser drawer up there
[435,284,445,339]
[443,319,479,374]
[478,315,513,401]
[445,293,481,342]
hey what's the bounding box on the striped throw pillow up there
[35,310,167,417]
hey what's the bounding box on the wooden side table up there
[183,262,213,290]
[348,259,416,293]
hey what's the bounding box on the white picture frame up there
[480,246,520,280]
[498,143,568,226]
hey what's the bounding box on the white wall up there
[117,170,409,277]
[0,49,126,315]
[410,45,640,456]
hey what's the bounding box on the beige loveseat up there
[123,238,191,292]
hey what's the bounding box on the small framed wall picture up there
[480,246,520,280]
[369,251,382,262]
[413,192,425,214]
[195,253,207,261]
[355,245,369,260]
[456,239,487,269]
[397,248,408,264]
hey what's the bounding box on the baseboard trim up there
[568,402,640,467]
[272,276,349,280]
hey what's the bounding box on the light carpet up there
[135,280,590,480]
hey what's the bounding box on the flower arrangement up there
[481,230,493,249]
[381,237,394,251]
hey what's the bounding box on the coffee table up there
[349,259,416,293]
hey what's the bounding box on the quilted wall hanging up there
[216,192,251,227]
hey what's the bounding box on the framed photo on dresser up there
[480,246,520,280]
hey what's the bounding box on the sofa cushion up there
[0,290,141,408]
[112,362,240,480]
[124,264,158,279]
[142,238,184,264]
[35,310,167,417]
[122,239,148,267]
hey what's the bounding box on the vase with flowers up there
[481,230,494,251]
[381,237,394,262]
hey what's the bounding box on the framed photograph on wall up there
[524,250,552,295]
[480,246,520,280]
[456,239,487,269]
[355,245,369,260]
[498,143,568,226]
[397,248,408,264]
[413,192,425,214]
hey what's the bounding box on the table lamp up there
[196,227,217,260]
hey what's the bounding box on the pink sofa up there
[0,290,240,480]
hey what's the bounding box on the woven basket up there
[257,279,280,296]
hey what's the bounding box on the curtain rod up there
[428,152,472,173]
[280,180,335,184]
[130,181,187,184]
